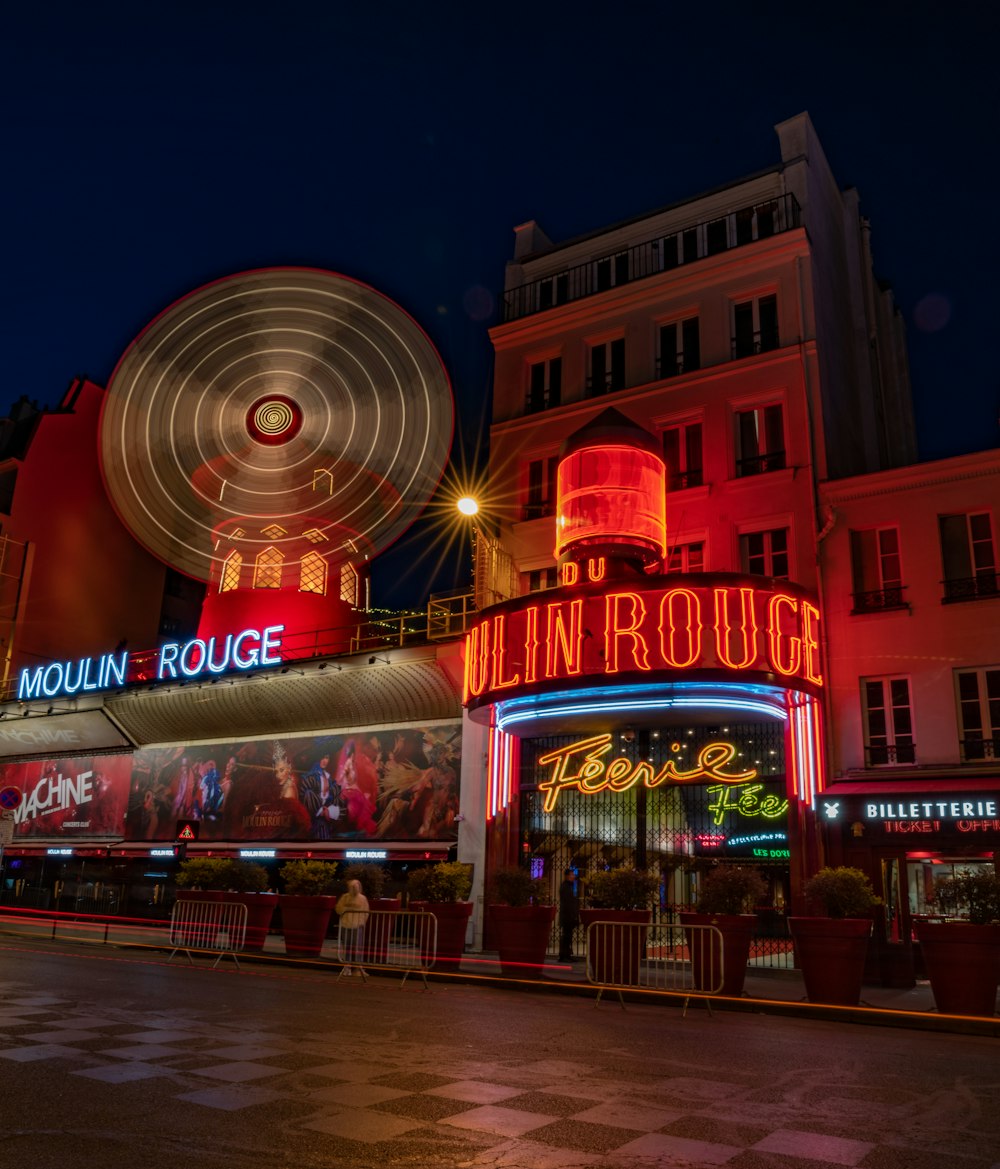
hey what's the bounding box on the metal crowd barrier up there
[168,899,248,969]
[585,920,724,1012]
[335,908,438,990]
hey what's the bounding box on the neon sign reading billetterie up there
[17,625,285,700]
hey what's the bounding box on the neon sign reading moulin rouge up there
[17,624,285,701]
[464,580,821,703]
[536,732,789,824]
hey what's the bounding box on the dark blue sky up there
[3,2,995,605]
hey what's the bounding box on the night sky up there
[4,2,995,607]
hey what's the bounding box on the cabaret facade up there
[0,271,488,932]
[472,111,918,915]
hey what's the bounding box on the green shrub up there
[802,867,880,919]
[341,862,389,900]
[932,870,1000,925]
[279,859,338,896]
[696,865,766,915]
[586,867,658,910]
[407,861,473,903]
[489,866,547,907]
[176,858,269,892]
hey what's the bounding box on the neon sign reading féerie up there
[463,577,821,709]
[17,625,285,700]
[536,733,758,814]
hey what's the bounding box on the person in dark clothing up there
[558,868,580,961]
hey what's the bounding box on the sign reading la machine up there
[17,625,285,701]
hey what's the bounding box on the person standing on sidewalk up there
[336,879,370,976]
[558,868,579,962]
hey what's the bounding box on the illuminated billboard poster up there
[4,755,133,837]
[124,725,461,843]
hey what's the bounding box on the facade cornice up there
[820,449,1000,503]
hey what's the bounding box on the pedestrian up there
[558,867,579,961]
[336,878,370,976]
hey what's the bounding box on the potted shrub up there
[680,865,766,996]
[580,867,658,985]
[342,861,397,965]
[175,858,277,952]
[406,861,473,971]
[278,859,339,958]
[488,866,556,977]
[915,869,1000,1017]
[789,866,880,1006]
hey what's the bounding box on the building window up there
[740,529,789,579]
[658,318,700,378]
[662,422,703,490]
[732,294,779,359]
[523,457,559,521]
[527,567,559,592]
[538,272,570,310]
[666,541,704,574]
[956,668,1000,761]
[340,563,359,606]
[254,546,283,589]
[299,551,327,595]
[595,252,629,291]
[527,357,562,413]
[735,404,785,476]
[862,677,915,766]
[940,512,998,601]
[587,338,625,396]
[850,528,906,613]
[220,550,242,593]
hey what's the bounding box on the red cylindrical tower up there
[555,407,666,578]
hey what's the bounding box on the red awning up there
[822,777,1000,796]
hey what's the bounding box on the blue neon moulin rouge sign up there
[17,625,285,701]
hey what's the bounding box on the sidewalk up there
[251,932,1000,1038]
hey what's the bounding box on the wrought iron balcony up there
[667,469,703,491]
[501,193,801,323]
[942,573,1000,602]
[731,327,781,361]
[521,500,555,521]
[865,742,916,767]
[735,450,786,478]
[960,736,1000,762]
[851,586,908,615]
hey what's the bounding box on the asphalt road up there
[1,938,998,1169]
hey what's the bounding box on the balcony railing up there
[960,736,1000,762]
[667,469,703,491]
[851,586,908,615]
[501,193,801,323]
[731,328,781,361]
[521,500,555,522]
[942,573,1000,602]
[735,450,786,478]
[865,742,916,767]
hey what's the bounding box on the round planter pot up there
[410,901,473,970]
[789,916,872,1006]
[232,892,279,952]
[914,920,1000,1017]
[679,912,757,996]
[279,894,337,958]
[490,904,557,977]
[580,908,651,986]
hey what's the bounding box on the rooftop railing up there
[502,193,801,323]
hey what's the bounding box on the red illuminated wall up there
[6,379,171,671]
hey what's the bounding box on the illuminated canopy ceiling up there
[100,268,454,581]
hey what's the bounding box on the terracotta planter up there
[489,904,557,976]
[580,908,651,986]
[279,894,337,958]
[679,911,756,996]
[410,900,473,970]
[364,897,401,965]
[789,916,872,1005]
[914,920,1000,1017]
